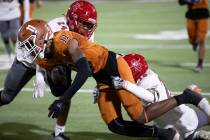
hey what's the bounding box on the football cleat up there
[51,132,70,140]
[194,65,203,73]
[195,130,210,140]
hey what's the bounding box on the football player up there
[112,53,210,140]
[178,0,209,72]
[19,0,42,25]
[0,0,20,62]
[0,1,97,140]
[46,1,97,140]
[17,18,205,140]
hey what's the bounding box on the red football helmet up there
[123,54,148,82]
[66,0,97,38]
[18,19,52,64]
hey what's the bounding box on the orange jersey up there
[37,31,109,73]
[188,0,208,10]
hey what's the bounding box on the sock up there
[174,93,187,106]
[54,124,65,136]
[198,98,210,116]
[154,127,176,140]
[197,59,203,67]
[174,89,203,106]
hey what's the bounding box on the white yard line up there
[180,63,210,67]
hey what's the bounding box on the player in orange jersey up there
[19,0,42,25]
[0,1,98,140]
[178,0,209,72]
[17,19,205,140]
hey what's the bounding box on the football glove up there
[33,66,45,99]
[112,76,124,89]
[33,80,45,99]
[92,87,99,104]
[48,99,68,119]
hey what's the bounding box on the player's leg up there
[9,18,20,48]
[184,108,209,140]
[46,65,72,140]
[0,58,35,106]
[97,83,177,140]
[29,0,35,19]
[0,20,13,58]
[194,18,209,72]
[116,55,203,124]
[19,1,24,25]
[186,19,197,51]
[9,18,20,62]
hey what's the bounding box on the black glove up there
[48,99,68,119]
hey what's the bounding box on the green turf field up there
[0,1,210,140]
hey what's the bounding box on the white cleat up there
[194,66,203,73]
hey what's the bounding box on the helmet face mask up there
[18,34,45,63]
[77,17,96,31]
[66,0,97,38]
[76,17,96,37]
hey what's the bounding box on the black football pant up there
[0,58,35,105]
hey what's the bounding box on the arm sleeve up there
[123,80,155,103]
[62,57,91,102]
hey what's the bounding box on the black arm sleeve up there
[62,57,91,102]
[178,0,187,5]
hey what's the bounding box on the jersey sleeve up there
[53,31,74,57]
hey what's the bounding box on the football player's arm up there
[62,39,91,101]
[48,39,91,118]
[123,80,156,103]
[112,77,155,103]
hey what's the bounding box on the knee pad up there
[50,65,71,86]
[0,90,14,105]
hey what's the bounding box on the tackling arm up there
[123,80,156,103]
[112,77,155,103]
